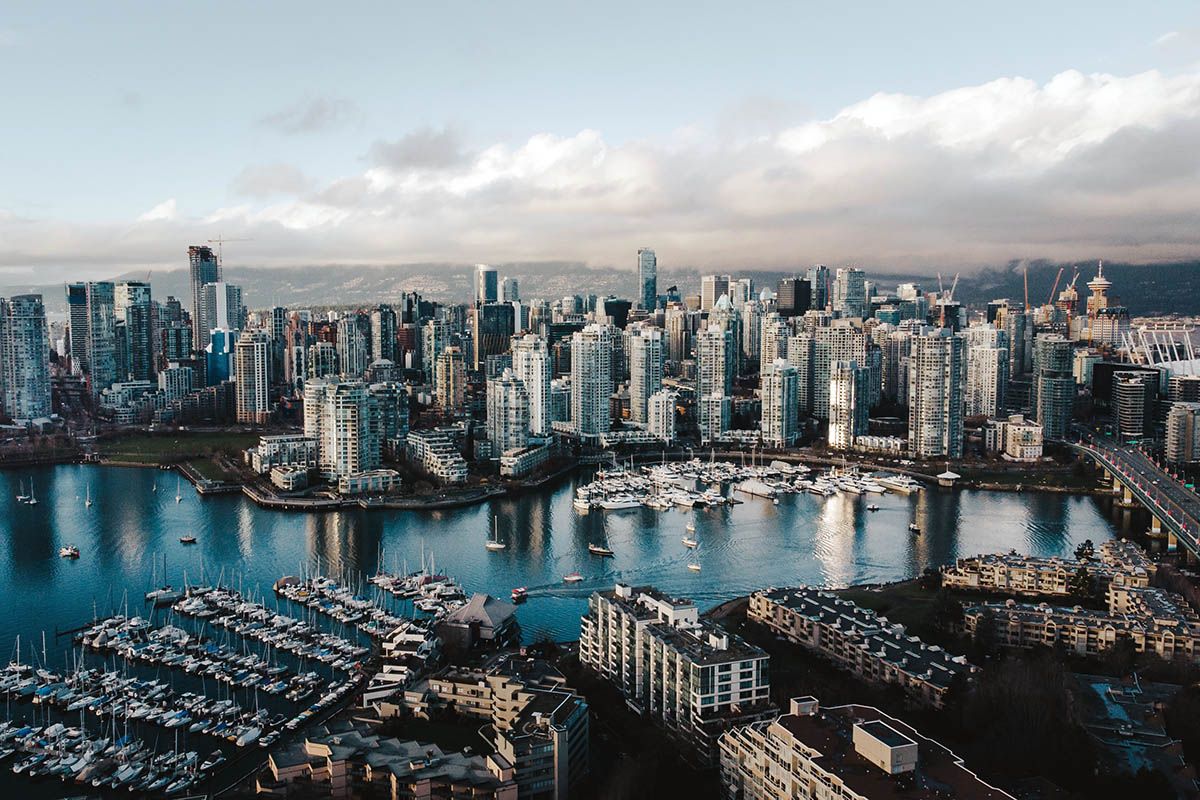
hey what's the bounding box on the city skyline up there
[1,4,1199,279]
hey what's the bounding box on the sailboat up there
[15,479,28,503]
[682,533,698,548]
[587,542,614,557]
[485,518,506,551]
[174,477,183,503]
[26,479,37,505]
[85,485,93,508]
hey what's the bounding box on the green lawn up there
[835,581,944,641]
[101,432,259,462]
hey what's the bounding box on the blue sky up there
[1,1,1199,277]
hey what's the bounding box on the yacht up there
[179,535,197,544]
[687,561,702,572]
[485,519,506,551]
[59,545,80,559]
[587,543,614,557]
[599,495,641,510]
[878,474,923,495]
[562,572,584,583]
[682,535,698,548]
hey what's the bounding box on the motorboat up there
[179,535,197,544]
[59,545,80,559]
[687,562,702,572]
[909,523,921,534]
[682,536,698,548]
[510,587,528,604]
[587,543,614,557]
[563,572,584,583]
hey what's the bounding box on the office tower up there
[472,303,516,371]
[996,302,1030,377]
[189,245,221,347]
[1034,334,1074,439]
[570,323,614,440]
[336,315,370,378]
[500,276,520,303]
[82,282,117,395]
[727,278,754,308]
[637,248,657,310]
[158,363,194,401]
[204,328,235,385]
[647,389,678,443]
[0,295,51,419]
[1166,402,1200,464]
[65,282,89,373]
[907,329,966,459]
[475,264,499,305]
[760,312,790,364]
[740,300,762,366]
[487,368,530,454]
[512,334,552,437]
[234,330,271,424]
[307,340,339,380]
[628,327,664,425]
[199,282,244,337]
[776,278,811,318]
[760,359,799,447]
[664,305,696,364]
[423,318,450,383]
[963,324,1009,418]
[599,297,633,329]
[578,584,773,766]
[434,345,467,413]
[1112,371,1158,441]
[829,359,870,451]
[114,281,154,382]
[788,322,880,419]
[370,305,398,363]
[831,268,866,319]
[806,265,830,310]
[701,275,731,311]
[303,379,380,480]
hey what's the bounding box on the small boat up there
[685,520,696,533]
[587,543,614,557]
[511,587,528,604]
[485,518,506,551]
[909,523,921,534]
[59,545,80,559]
[152,483,158,493]
[687,562,702,572]
[200,750,226,771]
[682,536,698,548]
[179,535,197,544]
[867,504,880,512]
[85,485,93,508]
[175,477,183,503]
[16,479,28,503]
[563,572,584,583]
[145,585,183,606]
[772,498,780,505]
[26,480,37,506]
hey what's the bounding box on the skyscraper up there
[759,313,790,364]
[512,333,553,437]
[487,368,530,454]
[806,265,830,311]
[189,245,220,347]
[84,281,117,396]
[475,264,499,305]
[760,359,798,447]
[199,282,244,336]
[371,305,398,363]
[501,276,520,303]
[1034,333,1074,439]
[423,318,450,384]
[829,359,870,451]
[638,248,657,310]
[234,330,271,424]
[571,323,614,440]
[776,278,811,318]
[337,315,370,378]
[66,282,88,373]
[0,294,51,419]
[700,275,731,311]
[907,329,965,459]
[303,379,380,480]
[963,324,1009,418]
[436,346,467,414]
[647,389,678,443]
[472,303,516,371]
[115,281,154,382]
[831,268,867,319]
[788,322,880,419]
[628,327,664,425]
[696,324,734,439]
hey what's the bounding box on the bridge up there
[1071,433,1200,558]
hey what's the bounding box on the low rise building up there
[405,428,468,484]
[337,468,402,495]
[718,697,1014,800]
[982,414,1043,461]
[270,466,309,492]
[579,583,775,765]
[500,442,552,478]
[941,543,1152,598]
[247,434,320,474]
[748,587,975,709]
[436,593,521,653]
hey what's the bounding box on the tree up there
[972,607,998,658]
[1075,539,1096,561]
[932,589,964,632]
[1068,566,1095,601]
[917,567,942,591]
[1103,635,1137,677]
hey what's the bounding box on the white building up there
[828,359,869,451]
[511,333,552,437]
[760,359,798,447]
[983,414,1044,461]
[963,324,1009,418]
[248,434,319,474]
[759,312,789,365]
[647,389,678,443]
[303,379,380,481]
[570,323,614,441]
[831,268,866,318]
[336,315,370,378]
[696,324,733,439]
[698,391,732,444]
[628,327,664,426]
[1166,402,1200,464]
[234,330,271,424]
[157,363,194,401]
[486,368,530,455]
[907,329,965,459]
[406,428,468,484]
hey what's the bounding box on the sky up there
[1,1,1199,281]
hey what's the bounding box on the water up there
[0,464,1138,662]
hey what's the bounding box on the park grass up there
[101,432,259,462]
[835,580,942,641]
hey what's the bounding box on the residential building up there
[942,541,1153,598]
[406,428,468,484]
[579,583,775,766]
[1034,333,1074,439]
[719,698,1015,800]
[247,434,319,474]
[907,328,965,459]
[512,334,553,437]
[832,268,866,318]
[647,389,678,443]
[1166,402,1200,464]
[760,359,798,447]
[156,363,194,402]
[828,359,869,451]
[114,281,154,382]
[1113,370,1158,441]
[234,330,271,424]
[759,313,790,365]
[982,414,1043,461]
[435,345,467,414]
[338,468,402,495]
[488,368,530,455]
[570,323,614,441]
[697,324,733,438]
[749,588,975,708]
[699,391,732,444]
[188,245,220,347]
[335,314,370,378]
[303,379,380,481]
[0,294,51,419]
[962,324,1008,417]
[199,281,244,337]
[628,327,664,425]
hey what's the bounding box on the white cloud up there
[5,68,1200,276]
[136,198,178,222]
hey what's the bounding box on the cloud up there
[231,163,311,198]
[367,126,468,170]
[258,95,358,134]
[137,198,178,222]
[6,68,1200,277]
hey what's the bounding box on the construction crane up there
[1023,265,1030,309]
[207,236,252,265]
[1046,267,1064,306]
[947,272,960,302]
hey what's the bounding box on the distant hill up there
[6,258,1199,317]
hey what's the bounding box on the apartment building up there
[579,583,775,765]
[719,697,1014,800]
[943,540,1154,597]
[405,428,468,484]
[748,587,975,709]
